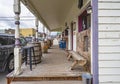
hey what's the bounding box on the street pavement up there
[0,71,8,84]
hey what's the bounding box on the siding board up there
[99,25,120,31]
[99,3,120,9]
[99,54,120,60]
[99,17,120,24]
[99,46,120,53]
[99,61,120,68]
[99,39,120,46]
[99,0,120,2]
[99,75,120,83]
[99,68,120,75]
[99,32,120,38]
[100,83,120,84]
[99,10,120,16]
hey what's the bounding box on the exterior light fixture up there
[86,6,92,14]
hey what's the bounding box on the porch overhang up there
[21,0,75,31]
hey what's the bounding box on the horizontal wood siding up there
[99,68,120,75]
[99,39,120,46]
[99,32,120,39]
[99,53,120,60]
[98,0,120,83]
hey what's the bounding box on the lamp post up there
[13,0,22,75]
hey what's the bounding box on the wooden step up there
[7,75,82,84]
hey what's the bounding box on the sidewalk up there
[8,45,84,84]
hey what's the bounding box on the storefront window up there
[78,11,91,32]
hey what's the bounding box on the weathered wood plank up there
[6,76,82,84]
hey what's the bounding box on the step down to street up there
[7,75,82,84]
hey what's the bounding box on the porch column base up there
[14,47,22,75]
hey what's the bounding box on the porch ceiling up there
[21,0,75,31]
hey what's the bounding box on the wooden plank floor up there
[7,45,85,84]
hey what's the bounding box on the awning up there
[21,0,75,31]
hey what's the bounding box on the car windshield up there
[0,35,14,45]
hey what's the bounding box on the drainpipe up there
[91,0,99,84]
[13,0,22,75]
[35,18,39,42]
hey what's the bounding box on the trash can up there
[62,40,66,49]
[59,40,66,49]
[59,40,62,48]
[82,73,92,84]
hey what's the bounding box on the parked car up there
[25,37,32,42]
[0,34,27,72]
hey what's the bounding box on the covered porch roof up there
[21,0,75,31]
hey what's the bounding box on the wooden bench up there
[66,51,87,70]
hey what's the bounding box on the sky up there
[0,0,57,35]
[0,0,44,32]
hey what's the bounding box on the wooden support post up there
[14,0,22,75]
[35,18,39,42]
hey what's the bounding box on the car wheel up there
[7,55,14,72]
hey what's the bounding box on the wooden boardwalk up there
[7,45,84,84]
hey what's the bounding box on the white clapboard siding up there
[99,61,120,68]
[99,0,120,1]
[100,82,120,84]
[99,10,120,17]
[99,68,120,75]
[99,24,120,31]
[99,53,120,60]
[99,39,120,46]
[99,46,120,53]
[98,0,120,84]
[99,3,120,9]
[99,17,120,24]
[99,32,120,38]
[99,75,120,83]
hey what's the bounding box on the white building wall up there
[98,0,120,83]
